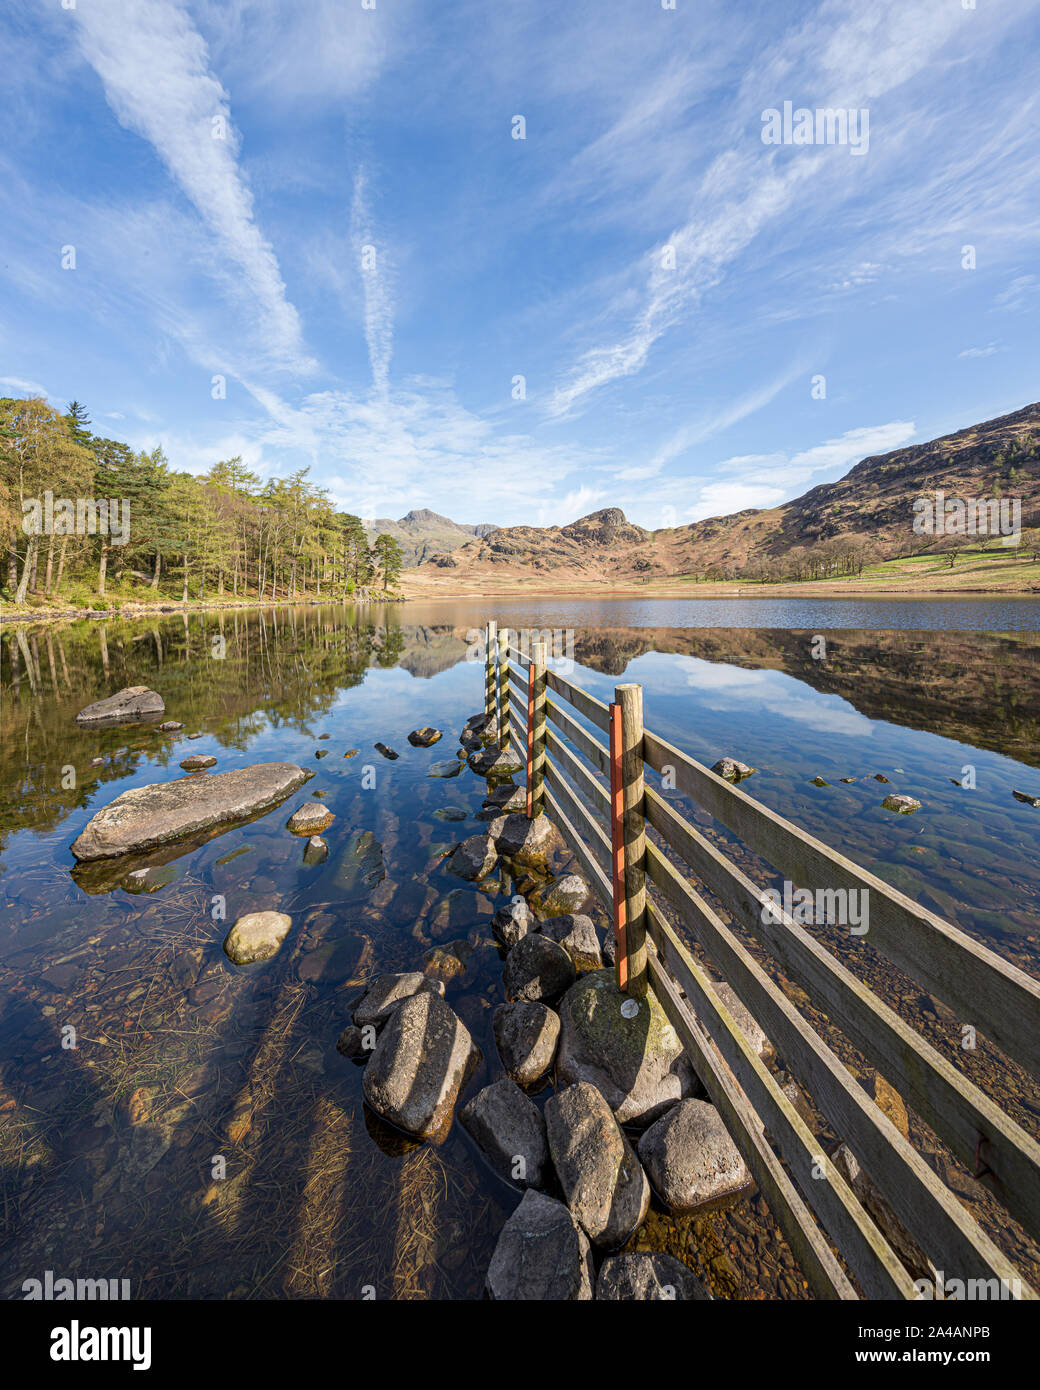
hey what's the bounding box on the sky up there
[1,0,1038,531]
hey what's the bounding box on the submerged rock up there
[428,759,462,778]
[596,1253,711,1301]
[504,933,576,1004]
[286,801,335,835]
[556,971,701,1125]
[157,721,184,732]
[448,834,498,881]
[71,762,311,861]
[120,864,179,894]
[637,1099,751,1213]
[408,727,443,747]
[468,748,523,778]
[546,1082,650,1249]
[712,757,755,783]
[432,805,469,822]
[483,783,525,813]
[881,793,921,814]
[486,1191,594,1301]
[223,911,293,965]
[362,991,477,1140]
[303,835,329,865]
[493,1001,560,1085]
[180,754,217,771]
[353,972,445,1028]
[536,873,590,916]
[538,915,603,973]
[75,686,165,726]
[459,1077,549,1189]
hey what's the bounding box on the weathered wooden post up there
[613,682,647,997]
[527,638,547,818]
[485,619,497,726]
[498,626,511,750]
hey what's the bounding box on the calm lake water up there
[1,598,1038,1299]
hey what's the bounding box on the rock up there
[187,732,203,740]
[374,742,399,760]
[538,915,603,972]
[315,749,328,759]
[881,793,921,814]
[712,757,755,782]
[353,972,445,1027]
[362,992,476,1140]
[428,759,462,778]
[557,971,701,1125]
[873,773,891,782]
[485,1191,594,1300]
[432,805,468,822]
[809,776,830,787]
[75,686,165,726]
[71,762,312,860]
[868,1073,909,1140]
[286,801,335,835]
[223,911,293,965]
[488,812,560,860]
[448,833,498,881]
[545,1082,650,1249]
[303,835,328,865]
[335,1025,371,1060]
[638,1100,751,1213]
[493,1002,560,1085]
[832,1143,935,1282]
[712,982,774,1063]
[408,727,443,747]
[467,748,523,778]
[536,873,590,915]
[459,1077,549,1189]
[839,776,857,783]
[120,864,178,894]
[344,748,360,758]
[483,784,525,812]
[157,721,184,732]
[179,753,217,771]
[422,940,474,986]
[504,933,576,1003]
[596,1253,711,1301]
[1012,790,1040,807]
[491,899,533,949]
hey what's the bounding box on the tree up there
[372,533,403,591]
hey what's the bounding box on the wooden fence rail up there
[486,624,1040,1301]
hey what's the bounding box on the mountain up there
[362,509,499,566]
[409,402,1040,586]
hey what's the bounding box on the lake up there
[1,597,1038,1299]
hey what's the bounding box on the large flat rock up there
[71,762,311,861]
[75,686,165,726]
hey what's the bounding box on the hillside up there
[406,402,1040,590]
[363,508,498,566]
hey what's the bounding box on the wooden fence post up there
[498,627,510,750]
[528,638,547,818]
[615,682,647,997]
[485,620,497,726]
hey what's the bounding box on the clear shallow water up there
[1,601,1038,1299]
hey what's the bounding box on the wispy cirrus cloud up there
[351,168,395,399]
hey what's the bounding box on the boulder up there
[488,813,560,860]
[468,748,523,778]
[545,1082,650,1249]
[536,873,590,915]
[353,972,445,1028]
[538,914,603,972]
[596,1253,711,1301]
[485,1191,594,1300]
[362,991,477,1140]
[491,898,533,949]
[557,971,701,1125]
[71,762,312,861]
[493,1001,560,1086]
[303,835,329,865]
[712,757,755,783]
[408,727,443,747]
[223,911,293,966]
[179,754,217,771]
[448,834,498,881]
[637,1100,751,1213]
[483,784,525,813]
[286,801,335,835]
[75,686,165,726]
[504,933,576,1004]
[459,1077,549,1189]
[428,760,462,778]
[881,794,922,814]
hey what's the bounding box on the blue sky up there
[1,0,1038,529]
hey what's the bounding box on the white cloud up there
[958,344,999,359]
[351,168,395,399]
[0,375,49,397]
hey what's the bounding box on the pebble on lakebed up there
[881,793,922,814]
[223,911,293,965]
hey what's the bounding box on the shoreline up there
[0,590,405,628]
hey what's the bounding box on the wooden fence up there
[482,623,1040,1301]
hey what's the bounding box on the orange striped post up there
[526,661,536,817]
[609,700,629,992]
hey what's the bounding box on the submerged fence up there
[482,621,1040,1300]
